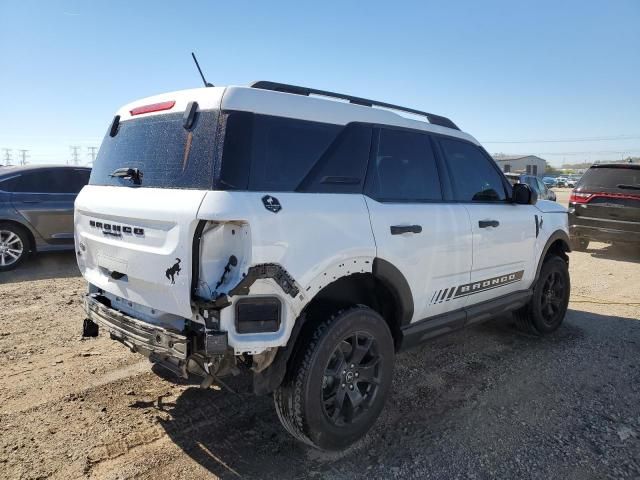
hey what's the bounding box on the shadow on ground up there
[153,309,640,479]
[0,251,79,284]
[587,243,640,264]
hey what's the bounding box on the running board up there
[399,290,532,350]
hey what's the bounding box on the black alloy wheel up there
[539,269,567,328]
[321,331,382,427]
[274,306,394,450]
[514,255,570,335]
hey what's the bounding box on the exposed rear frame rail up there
[250,81,460,131]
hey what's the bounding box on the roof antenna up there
[191,52,214,87]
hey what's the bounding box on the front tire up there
[274,306,394,450]
[0,223,29,271]
[515,255,570,335]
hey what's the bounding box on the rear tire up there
[515,255,570,335]
[571,237,589,252]
[274,306,394,450]
[0,223,29,272]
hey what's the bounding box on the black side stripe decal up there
[429,270,525,305]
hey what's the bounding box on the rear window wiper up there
[616,184,640,190]
[110,167,143,185]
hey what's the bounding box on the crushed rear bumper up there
[84,294,188,361]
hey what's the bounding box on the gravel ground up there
[1,189,639,479]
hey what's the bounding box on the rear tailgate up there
[571,165,640,230]
[75,186,206,318]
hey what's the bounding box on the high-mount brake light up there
[569,191,593,204]
[129,101,176,116]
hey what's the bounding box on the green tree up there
[544,161,560,175]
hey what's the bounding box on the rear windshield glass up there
[578,166,640,190]
[89,111,218,189]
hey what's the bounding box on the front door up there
[364,128,472,323]
[437,137,537,306]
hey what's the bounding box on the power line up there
[503,149,640,156]
[17,149,29,166]
[2,148,12,166]
[87,146,98,163]
[483,134,640,144]
[69,145,81,166]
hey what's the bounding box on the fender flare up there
[534,230,571,284]
[372,257,414,327]
[253,257,415,394]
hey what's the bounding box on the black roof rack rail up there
[249,81,460,131]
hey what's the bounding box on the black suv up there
[0,165,91,271]
[569,163,640,250]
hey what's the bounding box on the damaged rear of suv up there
[77,81,571,450]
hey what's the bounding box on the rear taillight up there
[569,191,593,204]
[129,100,176,116]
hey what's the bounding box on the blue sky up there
[0,0,638,166]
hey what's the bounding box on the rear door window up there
[365,128,442,202]
[69,169,91,193]
[219,112,371,193]
[438,138,507,202]
[5,170,82,193]
[249,115,340,191]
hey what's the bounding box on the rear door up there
[364,128,472,322]
[10,169,87,245]
[436,137,537,304]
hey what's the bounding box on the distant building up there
[492,155,546,177]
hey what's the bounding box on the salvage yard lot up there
[1,189,639,479]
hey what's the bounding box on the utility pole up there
[69,145,81,166]
[17,149,29,166]
[2,148,12,166]
[87,146,98,164]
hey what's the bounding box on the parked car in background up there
[555,177,568,187]
[505,173,557,201]
[543,177,557,187]
[569,163,640,250]
[0,165,91,270]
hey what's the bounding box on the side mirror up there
[512,183,537,205]
[550,191,557,201]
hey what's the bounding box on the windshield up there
[577,166,640,190]
[89,110,219,189]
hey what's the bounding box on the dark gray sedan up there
[0,165,90,271]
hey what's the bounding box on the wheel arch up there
[534,230,571,284]
[253,261,413,394]
[0,218,36,252]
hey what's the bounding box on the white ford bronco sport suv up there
[76,81,571,450]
